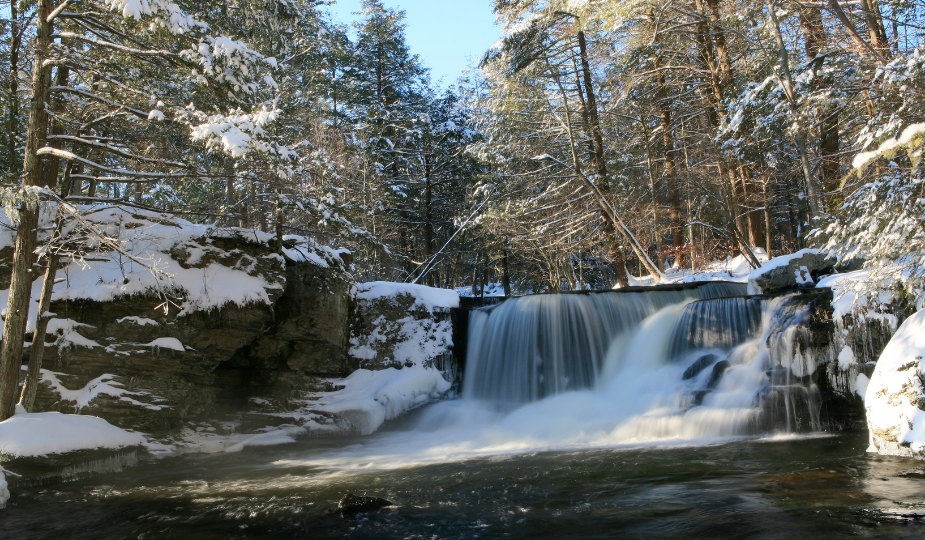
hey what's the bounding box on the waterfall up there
[463,284,821,438]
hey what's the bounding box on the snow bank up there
[355,281,460,310]
[0,412,145,458]
[865,309,925,458]
[619,250,769,288]
[314,367,452,435]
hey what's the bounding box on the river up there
[2,407,924,539]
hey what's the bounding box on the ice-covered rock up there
[866,309,925,460]
[747,249,836,295]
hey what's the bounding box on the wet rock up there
[683,354,719,380]
[337,493,393,514]
[692,390,710,406]
[707,360,731,390]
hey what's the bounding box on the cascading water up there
[280,283,824,472]
[462,284,822,442]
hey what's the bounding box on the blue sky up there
[323,0,501,87]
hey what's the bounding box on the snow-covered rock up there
[0,412,145,458]
[349,282,459,376]
[866,309,925,459]
[747,249,836,295]
[0,205,352,435]
[312,366,452,435]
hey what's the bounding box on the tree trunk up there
[611,246,629,288]
[8,0,21,173]
[658,75,685,261]
[225,158,236,226]
[800,6,841,200]
[768,0,823,218]
[19,254,58,412]
[639,120,665,271]
[0,0,55,421]
[501,250,511,296]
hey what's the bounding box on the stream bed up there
[2,406,925,540]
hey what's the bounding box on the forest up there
[0,0,923,414]
[1,0,922,289]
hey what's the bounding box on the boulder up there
[347,282,459,381]
[683,353,719,380]
[337,493,393,514]
[865,309,925,460]
[747,249,836,295]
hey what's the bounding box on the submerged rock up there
[683,353,719,380]
[337,493,394,514]
[707,360,731,389]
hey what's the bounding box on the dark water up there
[2,414,925,540]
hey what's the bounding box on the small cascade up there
[463,285,824,440]
[463,289,698,406]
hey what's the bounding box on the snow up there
[355,281,460,310]
[313,367,452,435]
[118,317,159,326]
[838,346,857,370]
[456,283,507,297]
[856,373,871,399]
[618,250,769,288]
[853,122,925,170]
[144,337,185,352]
[0,205,296,337]
[0,412,145,458]
[222,426,306,453]
[40,371,168,411]
[816,269,897,324]
[865,309,925,454]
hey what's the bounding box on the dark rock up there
[683,354,719,380]
[337,493,393,514]
[707,360,731,390]
[692,390,710,406]
[241,260,352,378]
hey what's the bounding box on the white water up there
[279,289,820,474]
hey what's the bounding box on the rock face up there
[6,207,355,435]
[240,260,352,378]
[747,249,836,295]
[865,309,925,460]
[347,282,459,383]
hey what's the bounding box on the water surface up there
[2,410,924,539]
